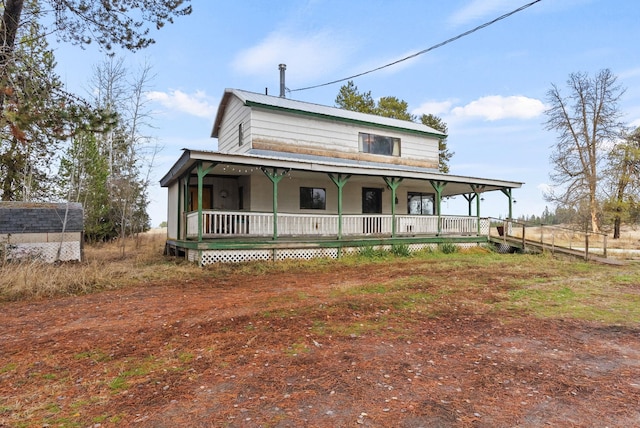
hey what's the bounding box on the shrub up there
[438,241,458,254]
[391,243,411,257]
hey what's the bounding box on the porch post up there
[329,173,351,239]
[470,184,485,235]
[261,167,289,240]
[182,166,194,240]
[462,193,476,216]
[196,161,218,242]
[430,181,446,234]
[383,177,403,237]
[500,188,514,220]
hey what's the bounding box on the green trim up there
[500,188,513,219]
[383,177,403,237]
[261,167,289,240]
[166,235,487,251]
[328,173,351,239]
[462,193,476,217]
[196,162,218,242]
[430,181,447,234]
[470,184,485,235]
[245,101,446,140]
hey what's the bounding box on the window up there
[359,132,400,157]
[407,192,434,215]
[300,187,326,210]
[238,123,244,146]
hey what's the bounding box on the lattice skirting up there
[2,242,81,263]
[189,242,475,266]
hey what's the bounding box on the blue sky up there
[52,0,640,227]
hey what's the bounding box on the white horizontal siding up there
[250,108,439,164]
[217,96,252,153]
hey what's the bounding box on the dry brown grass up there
[0,232,203,301]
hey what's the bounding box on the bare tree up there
[603,127,640,238]
[544,69,625,233]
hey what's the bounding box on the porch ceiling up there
[160,149,522,197]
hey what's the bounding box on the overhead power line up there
[289,0,542,93]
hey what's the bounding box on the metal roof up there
[211,89,447,138]
[160,149,522,197]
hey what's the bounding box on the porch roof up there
[160,149,522,197]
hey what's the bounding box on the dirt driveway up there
[1,258,640,427]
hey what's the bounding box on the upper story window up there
[300,187,326,210]
[359,132,400,157]
[238,123,244,146]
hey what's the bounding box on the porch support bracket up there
[261,167,290,240]
[462,193,477,217]
[430,180,447,235]
[470,184,486,235]
[328,173,351,240]
[197,161,218,241]
[383,177,403,237]
[500,188,514,220]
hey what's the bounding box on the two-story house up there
[160,88,522,265]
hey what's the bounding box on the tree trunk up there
[613,215,621,239]
[0,0,25,111]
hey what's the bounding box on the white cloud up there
[448,0,513,26]
[413,99,456,117]
[451,95,545,121]
[231,30,353,85]
[146,90,217,118]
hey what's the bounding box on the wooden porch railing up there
[488,218,609,260]
[185,211,489,239]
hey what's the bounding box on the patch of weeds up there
[358,245,389,259]
[108,376,128,392]
[41,373,57,380]
[0,362,17,373]
[43,417,81,428]
[74,350,111,363]
[438,241,458,254]
[330,320,382,337]
[92,414,108,423]
[109,414,125,424]
[352,283,388,295]
[261,308,293,319]
[393,291,438,310]
[0,405,14,414]
[178,352,195,364]
[310,320,327,335]
[391,243,411,257]
[284,342,309,357]
[44,402,62,413]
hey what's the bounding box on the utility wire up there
[290,0,542,93]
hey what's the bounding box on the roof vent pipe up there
[279,64,286,98]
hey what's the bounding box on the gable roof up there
[211,89,447,139]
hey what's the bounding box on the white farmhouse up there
[161,88,521,265]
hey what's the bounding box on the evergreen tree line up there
[0,1,161,243]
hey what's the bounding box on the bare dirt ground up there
[2,257,640,427]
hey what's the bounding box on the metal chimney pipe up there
[279,64,286,98]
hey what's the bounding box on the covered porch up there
[160,150,521,264]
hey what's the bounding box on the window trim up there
[407,191,435,215]
[358,132,401,157]
[299,187,327,210]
